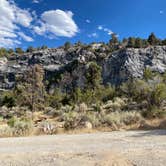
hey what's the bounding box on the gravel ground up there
[0,130,165,166]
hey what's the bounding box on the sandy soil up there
[0,130,165,166]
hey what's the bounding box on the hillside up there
[1,45,166,90]
[0,40,166,137]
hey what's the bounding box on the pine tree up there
[64,41,71,51]
[26,46,35,53]
[0,48,8,57]
[162,39,166,46]
[15,48,24,54]
[148,33,159,45]
[85,62,102,90]
[127,37,135,48]
[109,33,119,50]
[15,64,46,112]
[135,38,143,48]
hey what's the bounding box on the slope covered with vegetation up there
[0,33,166,137]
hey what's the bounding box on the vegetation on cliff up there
[0,33,166,136]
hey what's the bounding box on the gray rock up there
[1,45,166,90]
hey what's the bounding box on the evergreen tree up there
[142,39,149,48]
[109,33,119,45]
[15,64,46,112]
[15,47,24,54]
[148,33,159,45]
[127,37,135,48]
[8,49,14,55]
[64,41,71,51]
[26,46,35,53]
[122,38,128,47]
[85,62,102,90]
[41,45,48,50]
[109,33,119,50]
[135,38,143,48]
[0,48,8,57]
[162,39,166,46]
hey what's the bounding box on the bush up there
[79,103,88,112]
[121,111,143,125]
[0,125,13,137]
[103,113,121,127]
[38,120,57,134]
[103,111,142,127]
[142,106,166,118]
[12,120,33,136]
[46,89,63,109]
[84,112,101,127]
[7,116,17,127]
[63,112,81,130]
[8,117,33,136]
[1,92,16,108]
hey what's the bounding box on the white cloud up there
[15,9,33,27]
[97,25,113,35]
[0,0,33,47]
[98,25,103,30]
[18,32,34,42]
[0,30,17,38]
[33,9,79,38]
[86,19,91,23]
[88,32,98,38]
[0,37,21,48]
[0,1,79,47]
[107,30,113,35]
[32,0,40,3]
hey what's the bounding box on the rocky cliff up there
[1,44,166,91]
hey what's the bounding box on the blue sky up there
[0,0,166,49]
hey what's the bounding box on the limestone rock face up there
[1,45,166,90]
[0,57,8,72]
[103,46,166,84]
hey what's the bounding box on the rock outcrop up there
[1,44,166,90]
[103,46,166,84]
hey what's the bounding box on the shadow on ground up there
[130,129,166,137]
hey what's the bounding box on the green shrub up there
[63,112,81,130]
[7,116,17,127]
[143,68,153,81]
[142,106,166,119]
[8,117,33,136]
[121,111,142,125]
[103,111,142,127]
[1,92,16,108]
[103,113,121,127]
[84,112,100,127]
[12,120,33,136]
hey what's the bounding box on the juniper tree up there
[148,33,159,45]
[14,64,46,112]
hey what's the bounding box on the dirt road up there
[0,130,165,166]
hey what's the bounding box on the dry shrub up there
[38,120,57,134]
[84,112,101,127]
[7,117,33,136]
[103,97,126,112]
[0,125,13,137]
[103,111,143,128]
[12,120,33,136]
[63,112,81,130]
[79,103,88,112]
